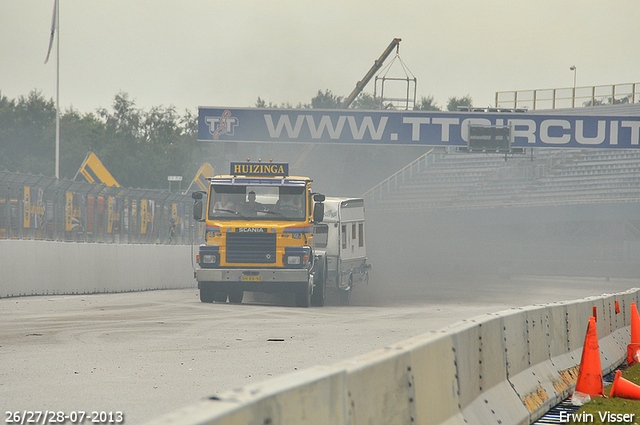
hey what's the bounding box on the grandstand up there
[362,104,640,278]
[364,148,640,211]
[363,103,640,212]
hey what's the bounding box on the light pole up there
[570,66,577,107]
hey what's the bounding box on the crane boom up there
[342,38,401,109]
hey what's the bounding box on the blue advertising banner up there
[198,107,640,149]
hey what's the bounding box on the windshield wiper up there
[263,210,300,220]
[263,210,285,218]
[214,209,248,219]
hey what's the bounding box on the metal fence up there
[495,82,639,110]
[0,170,201,244]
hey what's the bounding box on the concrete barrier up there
[149,365,347,425]
[598,294,627,376]
[2,241,635,425]
[144,287,639,425]
[0,240,195,298]
[400,332,461,425]
[502,305,563,423]
[343,345,415,424]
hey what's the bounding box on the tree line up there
[0,90,200,189]
[256,90,472,112]
[0,89,472,189]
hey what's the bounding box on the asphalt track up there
[1,275,637,424]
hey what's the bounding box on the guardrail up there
[145,288,638,425]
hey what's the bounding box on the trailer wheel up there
[199,283,215,303]
[228,287,244,304]
[338,276,352,306]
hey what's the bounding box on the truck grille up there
[226,232,277,264]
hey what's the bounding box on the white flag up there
[44,0,57,64]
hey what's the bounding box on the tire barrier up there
[145,288,639,425]
[0,240,194,298]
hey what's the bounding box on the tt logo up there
[205,110,239,140]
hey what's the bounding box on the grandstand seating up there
[364,148,640,211]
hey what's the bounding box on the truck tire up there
[310,265,326,307]
[200,283,215,303]
[338,276,352,306]
[295,289,310,307]
[228,287,244,304]
[295,276,313,307]
[338,287,352,306]
[214,291,228,303]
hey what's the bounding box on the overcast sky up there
[1,1,637,115]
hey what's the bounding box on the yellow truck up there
[192,161,328,307]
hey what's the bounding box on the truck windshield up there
[209,185,306,221]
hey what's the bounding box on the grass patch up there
[568,363,640,424]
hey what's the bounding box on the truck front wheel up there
[200,283,215,303]
[214,291,228,303]
[310,265,326,307]
[228,287,244,304]
[295,276,313,307]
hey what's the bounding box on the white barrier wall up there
[146,288,640,425]
[2,241,635,425]
[0,240,195,298]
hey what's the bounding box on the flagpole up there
[45,0,60,178]
[55,0,60,179]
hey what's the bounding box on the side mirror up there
[313,193,325,202]
[193,199,205,222]
[313,202,324,223]
[192,191,205,200]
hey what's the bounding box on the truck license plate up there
[241,275,263,282]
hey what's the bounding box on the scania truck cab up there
[192,161,327,307]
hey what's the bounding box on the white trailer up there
[313,197,370,304]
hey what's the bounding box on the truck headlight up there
[202,254,217,264]
[198,245,219,268]
[284,247,310,268]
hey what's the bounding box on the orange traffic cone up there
[574,316,604,397]
[609,370,640,400]
[627,343,640,366]
[631,302,640,344]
